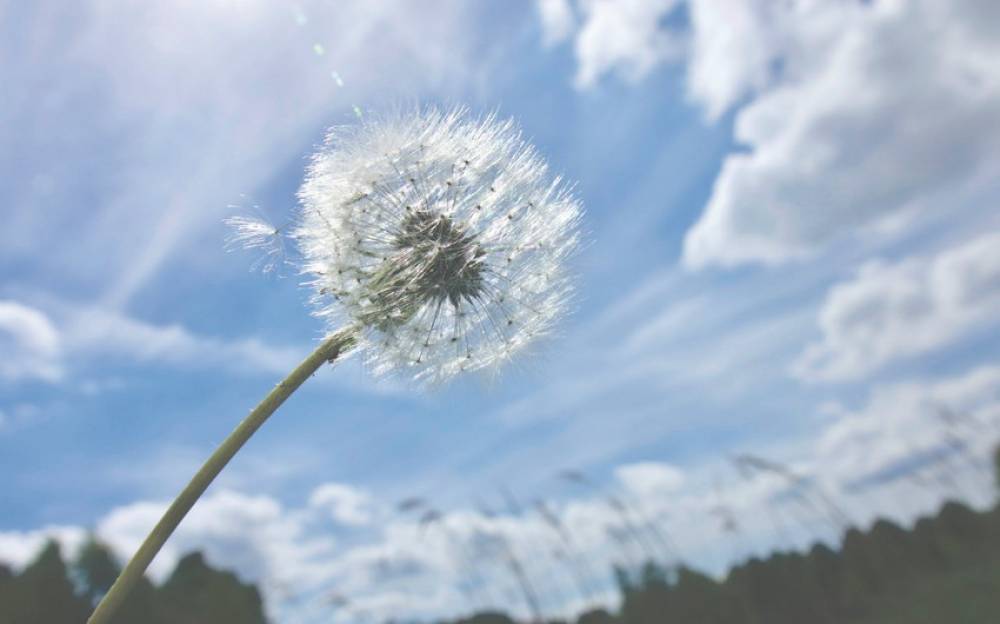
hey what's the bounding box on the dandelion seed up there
[297,107,581,383]
[223,216,285,274]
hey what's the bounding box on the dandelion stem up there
[87,327,357,624]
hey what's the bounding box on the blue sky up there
[3,0,1000,621]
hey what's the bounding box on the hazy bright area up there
[3,1,1000,622]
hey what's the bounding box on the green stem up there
[87,327,357,624]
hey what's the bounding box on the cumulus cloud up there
[0,526,86,570]
[615,461,685,499]
[715,364,1000,542]
[539,1,1000,267]
[683,0,1000,266]
[538,0,812,109]
[8,360,1000,623]
[536,0,576,46]
[94,489,341,610]
[0,300,62,382]
[794,232,1000,382]
[559,0,686,88]
[813,365,1000,493]
[683,0,780,121]
[309,483,374,527]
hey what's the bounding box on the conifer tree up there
[5,540,89,624]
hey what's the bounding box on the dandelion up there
[297,107,580,382]
[87,107,582,624]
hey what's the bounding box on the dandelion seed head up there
[296,107,581,383]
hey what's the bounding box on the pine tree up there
[5,540,90,624]
[74,537,161,624]
[156,552,267,624]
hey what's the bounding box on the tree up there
[76,537,120,603]
[0,563,15,624]
[156,552,267,624]
[452,611,516,624]
[3,540,90,624]
[576,608,616,624]
[74,537,161,624]
[668,566,740,624]
[994,444,1000,493]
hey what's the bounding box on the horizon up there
[3,1,1000,622]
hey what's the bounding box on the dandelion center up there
[363,209,486,331]
[394,210,485,305]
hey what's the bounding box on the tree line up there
[451,500,1000,624]
[449,446,1000,624]
[0,538,266,624]
[5,450,1000,622]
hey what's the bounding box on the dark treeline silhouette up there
[449,500,1000,624]
[0,537,266,624]
[614,502,1000,623]
[5,449,1000,622]
[445,443,1000,624]
[7,501,1000,624]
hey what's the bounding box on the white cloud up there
[682,0,1000,266]
[615,461,685,498]
[0,300,62,382]
[571,0,685,88]
[0,526,86,570]
[309,483,374,527]
[95,489,340,608]
[64,306,303,377]
[536,0,576,46]
[8,359,1000,623]
[0,296,372,399]
[542,0,821,109]
[812,364,1000,493]
[538,1,1000,267]
[683,0,783,120]
[794,232,1000,382]
[0,298,308,385]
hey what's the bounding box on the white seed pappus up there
[296,108,581,383]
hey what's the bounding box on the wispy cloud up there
[0,296,305,384]
[0,294,405,408]
[0,300,62,383]
[64,305,303,376]
[3,1,518,311]
[794,232,1000,382]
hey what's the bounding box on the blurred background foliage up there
[3,447,1000,623]
[0,539,265,624]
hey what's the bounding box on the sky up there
[2,0,1000,621]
